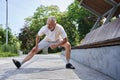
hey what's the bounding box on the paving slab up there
[0,54,114,80]
[0,54,79,80]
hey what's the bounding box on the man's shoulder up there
[42,25,47,28]
[56,24,63,29]
[39,25,48,32]
[57,24,62,27]
[41,25,47,29]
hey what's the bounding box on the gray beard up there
[50,27,55,31]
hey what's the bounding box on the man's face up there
[47,21,56,31]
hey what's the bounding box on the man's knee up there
[64,42,71,49]
[31,47,37,53]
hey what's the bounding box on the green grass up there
[0,52,19,57]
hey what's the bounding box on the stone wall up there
[62,45,120,80]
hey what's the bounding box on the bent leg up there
[61,42,75,69]
[61,42,71,63]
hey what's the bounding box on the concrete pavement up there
[0,54,114,80]
[0,54,79,80]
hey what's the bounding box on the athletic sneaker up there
[12,59,21,69]
[66,63,75,69]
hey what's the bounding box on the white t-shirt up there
[38,24,67,42]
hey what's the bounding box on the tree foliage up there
[67,0,97,40]
[0,24,20,54]
[0,24,19,45]
[0,24,5,44]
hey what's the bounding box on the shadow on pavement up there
[0,67,64,80]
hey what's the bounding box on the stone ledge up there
[72,37,120,49]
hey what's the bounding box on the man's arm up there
[35,34,40,49]
[57,38,67,46]
[50,38,68,49]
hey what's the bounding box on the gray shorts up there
[38,40,60,50]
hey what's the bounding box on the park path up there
[0,54,113,80]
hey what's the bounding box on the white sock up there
[66,60,69,64]
[21,61,25,65]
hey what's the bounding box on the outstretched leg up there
[21,47,40,64]
[12,47,40,69]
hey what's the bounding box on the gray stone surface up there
[0,54,115,80]
[61,55,114,80]
[62,45,120,80]
[0,54,79,80]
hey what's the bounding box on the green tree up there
[0,24,20,55]
[19,25,34,53]
[67,0,96,41]
[0,24,15,45]
[0,24,6,44]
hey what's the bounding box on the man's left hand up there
[50,44,58,49]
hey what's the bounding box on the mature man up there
[12,16,75,69]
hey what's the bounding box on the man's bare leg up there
[12,46,40,68]
[62,42,71,63]
[62,42,75,69]
[21,47,40,65]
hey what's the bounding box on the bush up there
[0,52,18,57]
[1,44,10,52]
[11,44,18,54]
[0,44,19,57]
[1,44,19,54]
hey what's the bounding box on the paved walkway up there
[0,54,114,80]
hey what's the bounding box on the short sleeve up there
[60,26,67,39]
[38,26,45,36]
